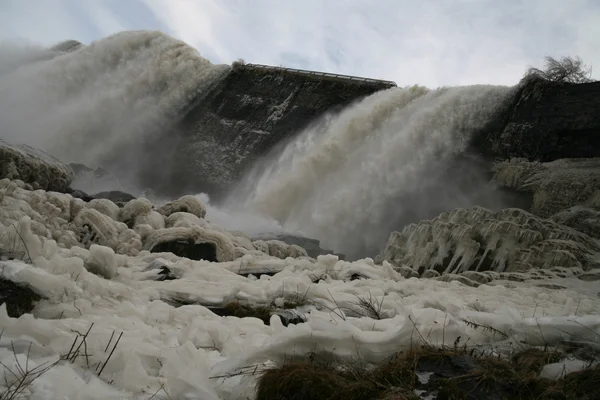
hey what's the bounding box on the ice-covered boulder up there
[143,226,235,262]
[0,139,73,192]
[492,157,600,218]
[157,195,207,219]
[252,233,343,259]
[550,206,600,240]
[381,206,600,276]
[71,208,142,256]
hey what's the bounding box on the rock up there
[49,40,84,53]
[421,269,440,279]
[436,274,480,288]
[65,187,94,202]
[253,233,345,260]
[578,271,600,281]
[536,284,568,290]
[206,302,305,327]
[471,77,600,162]
[144,259,177,281]
[492,157,600,218]
[381,206,600,276]
[144,226,235,262]
[0,278,42,318]
[398,266,419,279]
[137,65,396,198]
[0,138,73,192]
[150,239,218,263]
[157,195,206,219]
[92,190,137,203]
[551,206,600,239]
[460,271,493,284]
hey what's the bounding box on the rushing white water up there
[0,30,229,180]
[230,84,515,258]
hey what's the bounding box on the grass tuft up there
[255,346,600,400]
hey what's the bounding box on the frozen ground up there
[0,178,599,399]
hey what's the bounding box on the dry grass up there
[0,324,124,399]
[255,346,600,400]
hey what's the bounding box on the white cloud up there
[1,0,599,87]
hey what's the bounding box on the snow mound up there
[0,139,74,192]
[493,157,600,218]
[381,206,600,275]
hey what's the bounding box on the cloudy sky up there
[1,0,598,87]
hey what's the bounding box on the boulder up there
[0,278,42,318]
[253,233,345,260]
[492,157,600,218]
[92,190,137,203]
[0,139,73,192]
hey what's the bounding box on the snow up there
[1,180,599,399]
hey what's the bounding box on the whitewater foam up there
[230,84,514,258]
[0,30,229,184]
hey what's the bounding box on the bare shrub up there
[525,56,594,84]
[231,58,246,70]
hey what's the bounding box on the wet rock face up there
[137,65,395,198]
[0,138,74,192]
[471,78,600,162]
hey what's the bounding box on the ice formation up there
[493,157,600,218]
[551,206,600,239]
[157,194,207,219]
[231,84,515,258]
[380,206,600,275]
[0,138,74,192]
[0,179,310,266]
[0,178,599,399]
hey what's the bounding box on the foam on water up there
[0,30,229,183]
[230,84,514,258]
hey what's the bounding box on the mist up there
[0,30,229,193]
[1,30,524,259]
[227,84,519,259]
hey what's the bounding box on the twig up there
[98,331,123,377]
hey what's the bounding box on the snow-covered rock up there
[381,206,600,275]
[493,157,600,218]
[0,139,73,192]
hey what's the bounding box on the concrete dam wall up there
[138,63,397,198]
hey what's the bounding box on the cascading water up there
[229,84,516,259]
[0,30,229,190]
[1,29,519,259]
